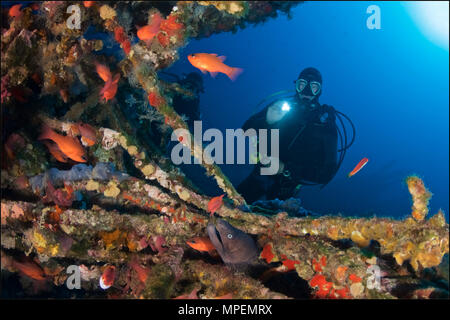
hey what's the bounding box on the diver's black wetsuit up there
[172,93,201,131]
[172,73,203,131]
[237,95,338,203]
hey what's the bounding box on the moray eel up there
[207,219,259,268]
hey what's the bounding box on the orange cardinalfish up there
[95,63,112,82]
[187,53,243,81]
[42,140,68,163]
[186,237,216,254]
[137,12,162,45]
[99,265,116,290]
[100,73,120,102]
[95,63,120,102]
[207,194,225,216]
[12,257,45,281]
[38,125,87,163]
[9,4,23,18]
[348,157,369,178]
[83,1,95,8]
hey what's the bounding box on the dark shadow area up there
[182,248,223,266]
[261,270,311,299]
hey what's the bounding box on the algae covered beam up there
[95,3,246,206]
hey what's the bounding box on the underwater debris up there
[252,197,312,217]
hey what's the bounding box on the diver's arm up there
[266,100,291,125]
[243,98,297,131]
[242,107,269,132]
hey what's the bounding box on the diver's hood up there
[296,67,322,102]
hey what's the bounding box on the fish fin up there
[99,82,108,95]
[38,125,55,141]
[150,12,163,27]
[112,73,121,84]
[54,152,69,163]
[226,67,243,81]
[43,141,68,163]
[199,68,207,74]
[81,136,95,147]
[209,71,218,78]
[206,223,224,257]
[218,55,226,62]
[95,63,111,82]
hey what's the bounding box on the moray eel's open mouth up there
[215,227,223,245]
[206,222,224,254]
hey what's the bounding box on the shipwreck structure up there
[1,1,448,299]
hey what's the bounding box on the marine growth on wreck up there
[1,1,449,301]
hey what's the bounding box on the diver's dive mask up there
[295,79,321,96]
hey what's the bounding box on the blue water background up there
[164,1,449,221]
[3,1,447,220]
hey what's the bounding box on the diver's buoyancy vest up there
[270,98,338,184]
[241,96,338,184]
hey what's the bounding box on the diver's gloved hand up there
[319,112,329,123]
[321,104,336,119]
[313,104,336,124]
[259,156,284,176]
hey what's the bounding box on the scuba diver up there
[237,67,355,204]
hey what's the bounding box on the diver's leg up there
[267,175,297,200]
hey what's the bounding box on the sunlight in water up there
[404,1,449,50]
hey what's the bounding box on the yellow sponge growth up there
[197,1,247,16]
[406,175,432,222]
